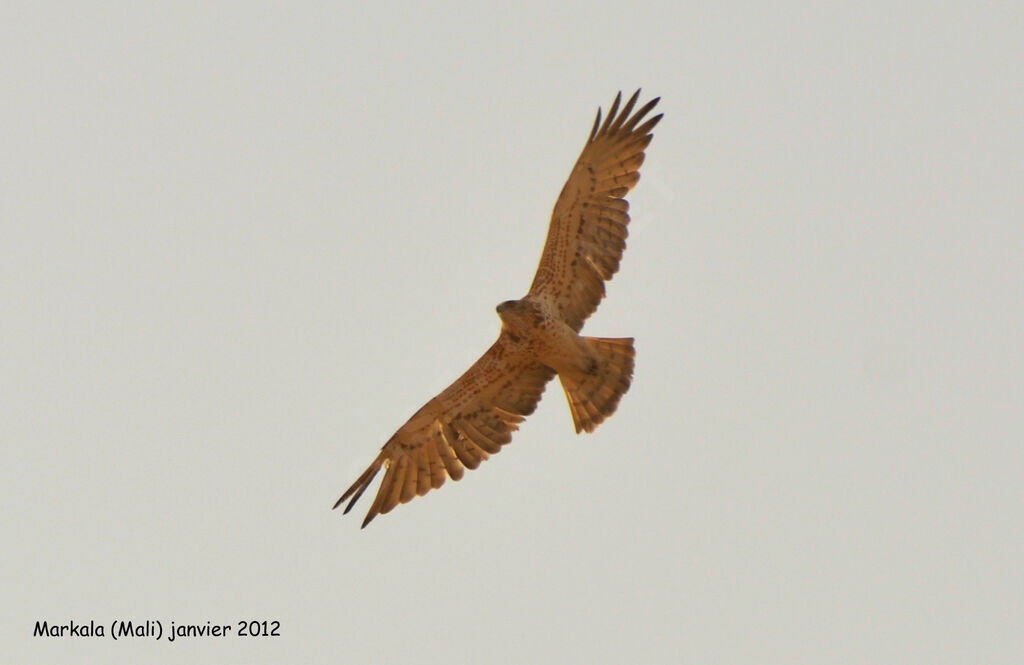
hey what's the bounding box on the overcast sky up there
[3,2,1022,663]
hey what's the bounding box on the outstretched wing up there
[335,333,555,527]
[528,90,662,331]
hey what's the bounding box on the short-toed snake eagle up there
[336,90,662,527]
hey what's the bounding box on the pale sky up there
[3,2,1022,663]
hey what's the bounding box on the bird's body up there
[497,298,586,375]
[336,90,662,527]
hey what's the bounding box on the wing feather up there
[401,455,419,504]
[452,435,486,469]
[415,448,432,496]
[424,437,447,490]
[335,333,555,527]
[435,425,465,481]
[528,90,661,330]
[451,436,485,469]
[453,418,501,454]
[384,455,408,513]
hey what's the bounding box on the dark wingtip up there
[589,108,602,141]
[598,92,623,135]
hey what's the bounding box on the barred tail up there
[559,337,635,433]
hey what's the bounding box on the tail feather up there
[560,337,635,433]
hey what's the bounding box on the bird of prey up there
[335,90,662,527]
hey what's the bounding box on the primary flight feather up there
[335,90,662,527]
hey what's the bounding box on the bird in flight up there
[335,90,662,527]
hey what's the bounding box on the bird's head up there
[496,299,525,325]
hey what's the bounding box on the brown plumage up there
[335,90,662,527]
